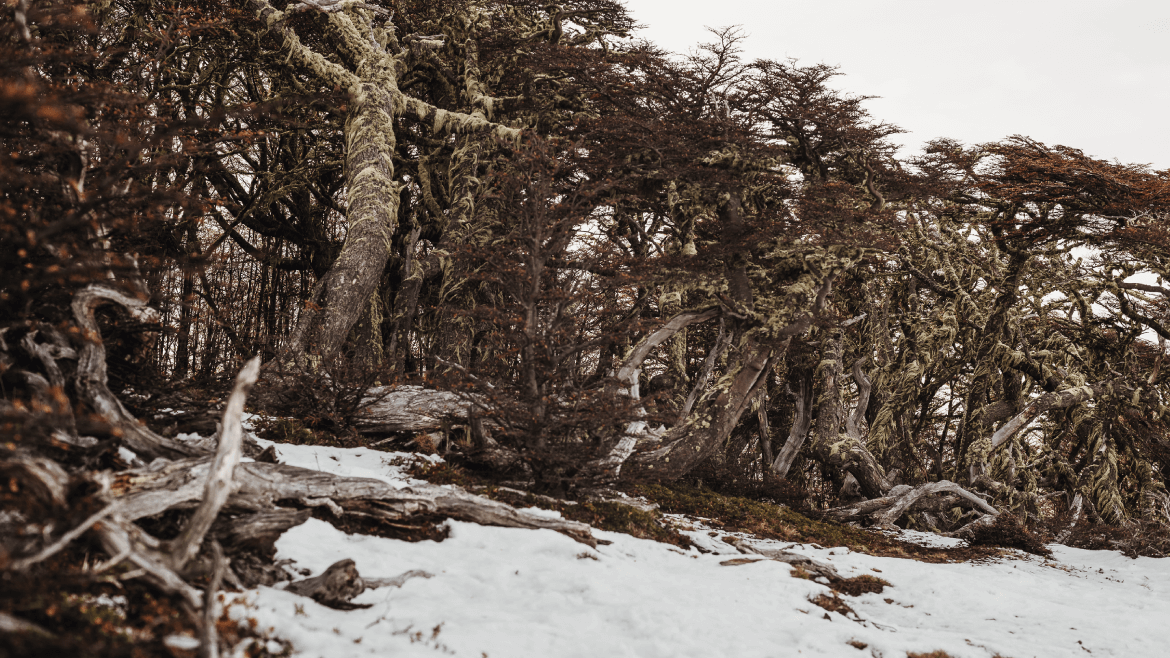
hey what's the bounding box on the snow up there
[226,438,1170,658]
[247,425,441,490]
[163,634,202,651]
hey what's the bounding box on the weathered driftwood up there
[725,537,843,582]
[285,559,369,609]
[112,459,597,546]
[353,385,475,433]
[170,357,260,570]
[825,480,998,528]
[365,569,433,590]
[948,512,999,540]
[285,559,434,610]
[4,357,270,616]
[72,283,205,461]
[92,516,204,610]
[208,510,310,586]
[199,541,227,658]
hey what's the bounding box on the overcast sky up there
[622,0,1170,169]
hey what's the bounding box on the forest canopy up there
[3,0,1170,651]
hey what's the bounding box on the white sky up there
[621,0,1170,169]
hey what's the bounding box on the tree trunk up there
[247,0,521,372]
[771,368,814,478]
[805,329,892,499]
[281,74,402,368]
[621,339,773,481]
[956,251,1031,480]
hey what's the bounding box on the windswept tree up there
[4,3,1170,651]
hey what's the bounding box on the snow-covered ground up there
[226,436,1170,658]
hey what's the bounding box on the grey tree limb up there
[112,460,597,546]
[169,357,261,571]
[825,480,997,528]
[72,283,204,460]
[770,373,813,478]
[8,502,120,571]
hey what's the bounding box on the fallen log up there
[352,385,474,433]
[111,459,597,546]
[725,537,843,582]
[824,480,998,528]
[210,509,311,587]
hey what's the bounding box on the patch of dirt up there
[830,574,891,596]
[408,461,493,489]
[809,592,855,617]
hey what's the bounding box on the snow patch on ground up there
[883,528,966,549]
[226,441,1170,658]
[248,433,440,490]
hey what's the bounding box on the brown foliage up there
[966,514,1052,558]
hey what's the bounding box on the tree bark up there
[110,458,597,546]
[72,284,204,461]
[621,339,773,481]
[248,0,521,370]
[805,329,893,498]
[352,385,477,433]
[169,357,260,571]
[771,368,814,478]
[956,251,1031,479]
[579,308,721,481]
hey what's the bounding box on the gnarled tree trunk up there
[247,0,520,370]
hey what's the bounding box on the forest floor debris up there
[220,436,1170,658]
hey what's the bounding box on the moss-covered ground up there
[626,483,1002,562]
[405,462,1004,562]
